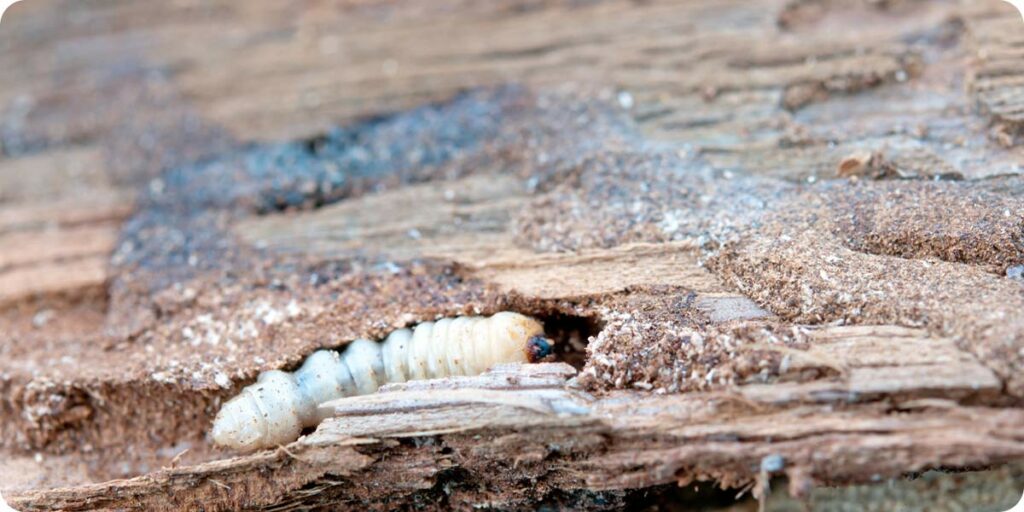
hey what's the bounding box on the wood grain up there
[10,364,1024,511]
[3,0,1024,509]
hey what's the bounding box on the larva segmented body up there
[211,311,552,451]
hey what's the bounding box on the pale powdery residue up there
[146,359,182,384]
[150,371,177,384]
[254,300,286,326]
[581,302,798,392]
[254,299,303,326]
[149,298,317,387]
[20,379,69,425]
[178,299,306,351]
[286,299,303,318]
[213,372,232,388]
[151,359,239,387]
[181,313,227,348]
[658,209,684,237]
[233,320,260,342]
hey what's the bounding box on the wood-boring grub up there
[211,312,554,451]
[3,0,1024,509]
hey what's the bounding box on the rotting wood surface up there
[2,0,1024,510]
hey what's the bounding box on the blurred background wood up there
[2,0,1024,510]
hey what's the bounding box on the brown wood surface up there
[2,0,1024,510]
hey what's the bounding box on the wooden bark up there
[2,0,1024,510]
[10,363,1024,510]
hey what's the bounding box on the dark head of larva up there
[527,335,554,362]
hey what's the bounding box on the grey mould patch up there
[106,84,641,332]
[112,87,532,289]
[153,87,521,215]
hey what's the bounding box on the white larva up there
[211,311,553,451]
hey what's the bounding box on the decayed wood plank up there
[3,0,1024,509]
[0,255,109,306]
[9,364,1024,511]
[965,1,1024,130]
[740,325,1003,404]
[0,194,134,235]
[0,146,109,203]
[237,173,732,299]
[159,0,922,142]
[466,242,731,299]
[0,141,129,306]
[0,225,117,271]
[237,173,528,263]
[0,201,126,306]
[804,325,978,367]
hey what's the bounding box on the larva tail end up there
[526,335,555,363]
[211,393,265,452]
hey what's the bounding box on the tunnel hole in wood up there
[528,310,604,372]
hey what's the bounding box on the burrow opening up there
[513,307,604,372]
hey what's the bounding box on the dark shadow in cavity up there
[532,310,604,371]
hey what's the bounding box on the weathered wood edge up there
[10,364,1024,511]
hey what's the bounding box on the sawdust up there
[5,79,1024,485]
[3,1,1024,507]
